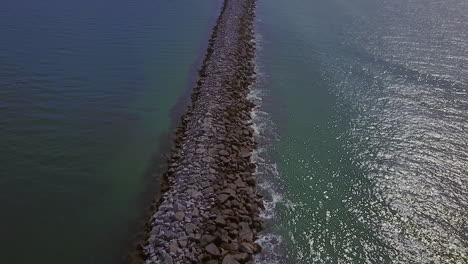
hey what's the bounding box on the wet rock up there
[239,242,261,254]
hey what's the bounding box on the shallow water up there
[0,0,218,263]
[254,0,468,262]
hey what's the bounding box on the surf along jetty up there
[142,0,264,263]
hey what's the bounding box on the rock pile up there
[142,0,263,263]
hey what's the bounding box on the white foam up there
[249,30,285,264]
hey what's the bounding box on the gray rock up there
[219,149,229,156]
[200,234,216,246]
[218,194,230,203]
[185,223,197,233]
[215,215,226,226]
[178,240,188,248]
[196,148,206,154]
[174,212,185,221]
[205,243,221,256]
[233,253,249,262]
[239,222,253,242]
[169,241,179,253]
[222,254,240,264]
[192,208,199,217]
[160,250,173,264]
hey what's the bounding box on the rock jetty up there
[142,0,264,263]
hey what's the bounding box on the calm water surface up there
[254,0,467,263]
[0,0,218,263]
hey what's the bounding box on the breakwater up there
[142,0,264,263]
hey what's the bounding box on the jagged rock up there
[218,194,230,203]
[205,243,221,256]
[178,240,188,248]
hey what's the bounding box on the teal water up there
[0,0,218,263]
[254,0,468,263]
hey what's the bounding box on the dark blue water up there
[0,0,218,263]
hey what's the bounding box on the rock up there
[222,209,234,215]
[187,233,199,242]
[192,208,200,217]
[233,253,249,262]
[174,212,185,221]
[162,230,177,240]
[205,243,221,256]
[239,222,253,242]
[218,228,229,243]
[196,148,206,154]
[208,148,217,155]
[229,242,239,251]
[220,242,231,251]
[203,156,215,163]
[203,186,214,194]
[169,241,179,253]
[201,181,211,188]
[215,215,226,226]
[240,148,251,158]
[234,178,246,188]
[185,223,197,233]
[160,250,173,264]
[245,176,256,186]
[206,224,217,232]
[218,194,230,203]
[239,242,261,254]
[222,254,240,264]
[219,149,229,156]
[200,234,216,246]
[222,188,236,196]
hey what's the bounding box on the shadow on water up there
[115,1,224,263]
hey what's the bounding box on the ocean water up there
[254,0,467,263]
[0,0,218,263]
